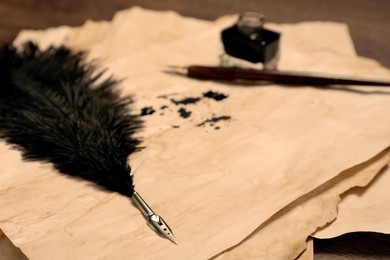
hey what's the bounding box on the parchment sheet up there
[214,148,390,259]
[2,7,390,259]
[314,164,390,239]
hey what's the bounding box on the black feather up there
[0,42,142,197]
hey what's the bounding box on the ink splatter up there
[142,90,231,129]
[171,97,201,105]
[197,116,231,127]
[140,106,156,116]
[203,91,228,101]
[178,108,191,119]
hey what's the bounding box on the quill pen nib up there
[131,191,177,244]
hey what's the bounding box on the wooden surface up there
[1,1,390,259]
[1,0,389,68]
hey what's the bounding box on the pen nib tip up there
[131,192,177,244]
[168,235,178,245]
[146,213,177,244]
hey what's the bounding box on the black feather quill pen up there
[0,42,176,243]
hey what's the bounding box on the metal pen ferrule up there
[131,191,177,244]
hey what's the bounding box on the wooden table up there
[1,1,389,259]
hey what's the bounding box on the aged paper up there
[314,165,390,238]
[213,148,390,259]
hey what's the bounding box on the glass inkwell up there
[220,12,280,70]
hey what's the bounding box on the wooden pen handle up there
[187,66,390,86]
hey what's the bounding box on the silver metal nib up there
[131,191,177,244]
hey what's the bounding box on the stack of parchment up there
[1,7,390,259]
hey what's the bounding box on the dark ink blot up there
[197,115,231,127]
[172,125,180,128]
[178,108,191,119]
[160,105,168,110]
[171,97,201,105]
[203,91,228,101]
[140,106,156,116]
[215,126,220,130]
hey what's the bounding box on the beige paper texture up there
[314,164,390,239]
[214,148,390,259]
[3,7,390,259]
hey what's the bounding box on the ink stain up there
[143,91,230,129]
[203,91,228,101]
[178,108,191,119]
[197,115,231,127]
[140,106,156,116]
[171,97,201,105]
